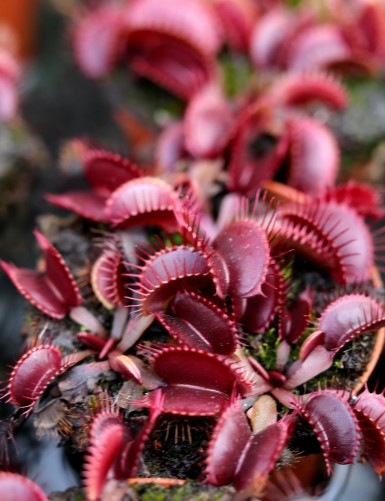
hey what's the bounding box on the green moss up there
[147,230,183,250]
[220,52,254,98]
[87,394,99,413]
[23,313,37,336]
[131,481,234,501]
[343,76,377,105]
[286,0,303,8]
[281,255,295,282]
[249,327,280,371]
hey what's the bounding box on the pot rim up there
[319,464,353,501]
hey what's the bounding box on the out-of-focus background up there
[0,1,123,492]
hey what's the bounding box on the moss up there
[343,76,378,106]
[219,52,254,98]
[281,255,295,282]
[286,0,303,8]
[169,232,184,246]
[87,394,99,413]
[250,327,280,371]
[130,481,235,501]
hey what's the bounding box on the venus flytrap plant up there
[0,472,49,501]
[83,391,164,501]
[3,144,385,499]
[1,341,93,417]
[45,141,144,222]
[0,229,107,339]
[250,0,385,74]
[3,1,385,500]
[11,185,385,497]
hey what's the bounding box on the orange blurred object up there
[0,0,38,59]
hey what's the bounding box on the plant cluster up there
[2,1,385,500]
